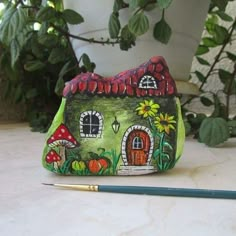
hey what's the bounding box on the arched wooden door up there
[126,130,151,166]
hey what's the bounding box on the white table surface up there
[0,123,236,236]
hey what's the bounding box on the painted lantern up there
[42,56,185,175]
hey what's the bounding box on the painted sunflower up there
[154,113,176,134]
[136,100,160,118]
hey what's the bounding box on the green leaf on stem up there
[211,0,228,11]
[120,25,136,50]
[24,60,45,71]
[200,96,213,106]
[36,6,56,21]
[196,57,210,66]
[54,77,65,96]
[226,52,236,62]
[48,48,66,64]
[199,117,229,146]
[195,71,205,82]
[128,12,149,36]
[213,25,228,44]
[202,37,217,47]
[195,45,209,56]
[153,16,172,44]
[109,12,121,39]
[156,0,173,9]
[62,9,84,25]
[215,11,233,22]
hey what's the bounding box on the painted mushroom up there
[47,124,79,165]
[45,150,61,170]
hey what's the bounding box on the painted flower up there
[154,113,176,134]
[136,100,160,118]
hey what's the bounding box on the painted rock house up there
[42,56,185,176]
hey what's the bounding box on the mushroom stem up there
[59,146,66,166]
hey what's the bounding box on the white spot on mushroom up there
[58,134,62,137]
[50,151,54,155]
[68,135,72,139]
[61,128,65,133]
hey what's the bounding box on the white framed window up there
[132,136,143,149]
[139,75,158,89]
[80,111,103,138]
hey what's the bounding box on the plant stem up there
[52,24,120,46]
[199,19,236,90]
[226,63,236,119]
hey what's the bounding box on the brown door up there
[126,129,151,165]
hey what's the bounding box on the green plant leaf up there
[120,25,136,50]
[26,88,38,99]
[213,25,228,44]
[153,16,172,44]
[128,12,149,36]
[59,61,73,78]
[156,0,173,9]
[195,71,205,82]
[199,117,229,146]
[81,53,94,72]
[195,45,209,56]
[0,6,27,45]
[200,96,213,106]
[226,52,236,62]
[219,69,236,95]
[62,9,84,25]
[108,12,121,39]
[196,57,210,66]
[36,6,56,21]
[54,77,65,96]
[38,34,59,47]
[211,0,228,11]
[113,0,127,12]
[48,48,66,64]
[24,60,45,71]
[202,37,217,47]
[215,11,233,22]
[10,39,20,67]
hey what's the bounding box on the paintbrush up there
[42,183,236,200]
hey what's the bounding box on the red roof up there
[63,56,177,98]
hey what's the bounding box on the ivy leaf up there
[62,9,84,25]
[24,60,45,71]
[226,52,236,62]
[48,48,66,64]
[196,57,210,66]
[195,45,209,56]
[153,16,172,44]
[195,71,205,82]
[128,12,149,36]
[199,117,229,146]
[156,0,173,9]
[109,12,121,39]
[200,96,213,106]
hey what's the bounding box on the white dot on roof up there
[50,151,54,155]
[58,134,62,137]
[61,129,65,133]
[68,135,72,139]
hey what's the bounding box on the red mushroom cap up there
[47,124,79,148]
[45,150,61,163]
